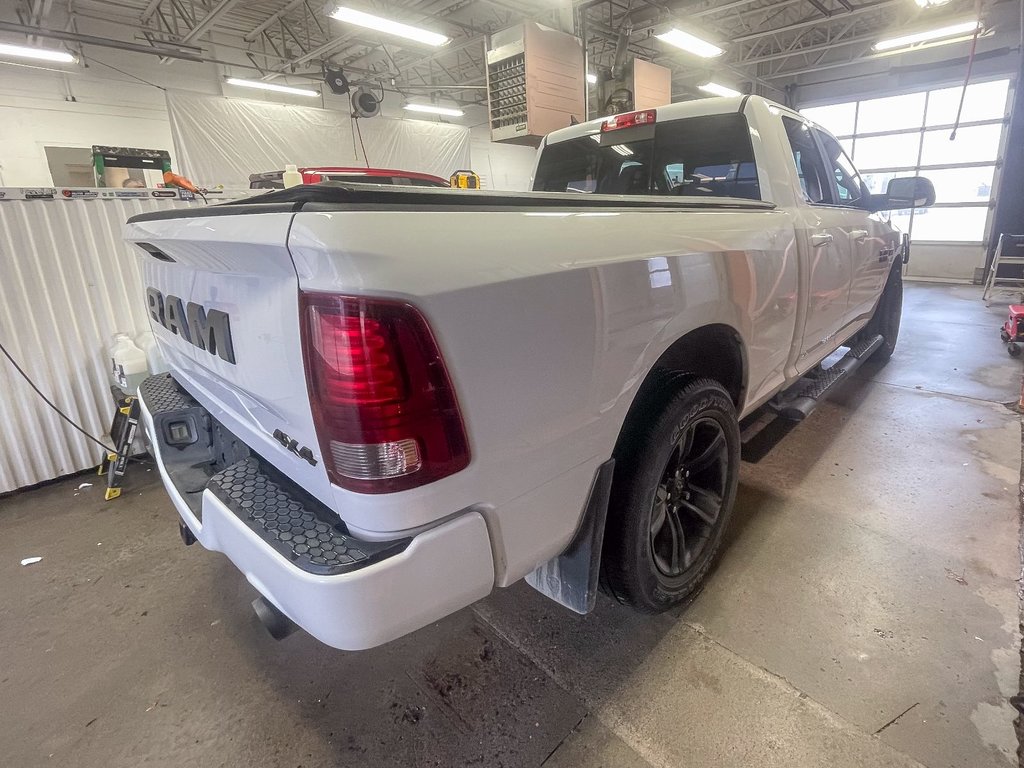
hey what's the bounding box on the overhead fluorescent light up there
[586,73,598,84]
[611,144,634,156]
[330,6,449,46]
[404,103,464,117]
[225,77,320,96]
[655,28,723,58]
[914,0,952,7]
[0,43,75,63]
[698,82,741,98]
[874,20,980,51]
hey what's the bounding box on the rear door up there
[127,210,334,507]
[813,128,899,325]
[781,116,856,369]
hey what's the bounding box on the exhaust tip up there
[251,596,299,641]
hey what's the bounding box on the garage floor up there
[1,282,1020,768]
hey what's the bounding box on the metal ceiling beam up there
[140,0,165,24]
[0,19,205,60]
[178,0,242,44]
[243,0,305,41]
[730,0,900,43]
[742,29,877,63]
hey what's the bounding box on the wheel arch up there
[614,324,747,455]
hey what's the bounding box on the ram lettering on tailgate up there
[146,287,236,364]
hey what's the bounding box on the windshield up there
[533,113,760,200]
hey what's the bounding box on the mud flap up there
[525,459,615,614]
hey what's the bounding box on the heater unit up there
[486,22,585,145]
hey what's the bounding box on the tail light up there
[300,293,470,493]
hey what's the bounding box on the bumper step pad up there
[208,457,410,575]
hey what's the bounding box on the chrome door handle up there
[811,233,834,248]
[850,229,869,242]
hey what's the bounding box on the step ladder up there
[982,234,1024,306]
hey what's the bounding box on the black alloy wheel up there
[649,417,728,577]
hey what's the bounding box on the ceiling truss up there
[4,0,1006,105]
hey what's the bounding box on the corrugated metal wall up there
[0,198,191,493]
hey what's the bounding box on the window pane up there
[782,116,832,204]
[816,129,866,207]
[652,114,761,199]
[910,206,988,241]
[532,135,654,193]
[919,166,995,204]
[925,79,1010,126]
[853,132,922,170]
[839,138,854,156]
[801,102,857,137]
[856,92,926,133]
[920,123,1002,165]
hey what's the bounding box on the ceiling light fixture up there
[655,28,723,58]
[698,81,741,97]
[0,43,75,63]
[874,20,981,51]
[225,77,320,96]
[329,6,449,46]
[586,73,598,84]
[404,103,464,117]
[914,0,952,7]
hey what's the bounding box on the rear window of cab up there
[533,113,760,201]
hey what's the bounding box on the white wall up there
[467,110,538,190]
[0,28,535,190]
[0,63,179,186]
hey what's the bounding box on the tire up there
[602,378,741,613]
[864,263,903,363]
[1009,342,1021,358]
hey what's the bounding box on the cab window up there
[782,116,831,204]
[815,129,868,207]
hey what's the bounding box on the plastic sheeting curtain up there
[166,90,471,187]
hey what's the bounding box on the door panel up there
[813,129,899,324]
[781,116,856,368]
[795,209,854,366]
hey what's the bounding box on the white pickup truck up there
[127,95,934,650]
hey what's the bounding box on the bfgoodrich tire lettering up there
[602,378,741,613]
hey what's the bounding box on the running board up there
[771,334,885,422]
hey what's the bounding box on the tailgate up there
[126,211,333,506]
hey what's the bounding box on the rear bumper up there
[137,374,495,650]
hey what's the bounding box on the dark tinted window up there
[815,129,868,207]
[782,116,831,204]
[533,113,760,200]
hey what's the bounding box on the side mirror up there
[870,176,936,212]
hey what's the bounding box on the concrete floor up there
[1,282,1020,768]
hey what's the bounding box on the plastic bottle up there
[136,330,168,375]
[108,333,149,393]
[282,164,302,188]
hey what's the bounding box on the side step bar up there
[772,334,885,421]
